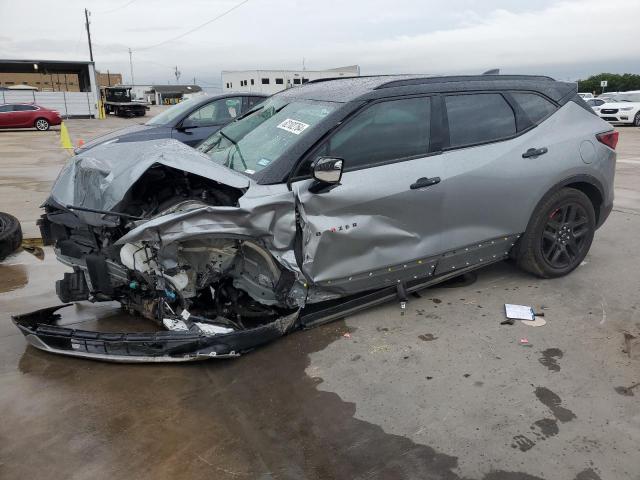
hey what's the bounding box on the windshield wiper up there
[218,130,237,144]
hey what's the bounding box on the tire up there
[0,212,23,262]
[34,118,50,131]
[516,188,595,278]
[634,111,640,127]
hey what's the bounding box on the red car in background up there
[0,103,62,131]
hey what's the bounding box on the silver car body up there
[15,75,616,361]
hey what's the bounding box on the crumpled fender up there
[116,186,301,274]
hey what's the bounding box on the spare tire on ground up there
[0,212,23,261]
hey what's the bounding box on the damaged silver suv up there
[15,75,617,362]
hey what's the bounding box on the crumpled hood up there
[49,138,250,226]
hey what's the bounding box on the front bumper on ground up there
[13,304,299,363]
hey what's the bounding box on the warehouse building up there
[221,65,360,94]
[0,59,99,117]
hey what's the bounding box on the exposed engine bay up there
[11,140,311,361]
[36,163,298,353]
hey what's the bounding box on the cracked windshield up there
[198,98,337,174]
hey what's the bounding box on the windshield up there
[608,93,640,103]
[197,98,338,175]
[146,96,206,125]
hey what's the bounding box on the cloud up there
[0,0,638,83]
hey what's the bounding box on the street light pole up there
[129,48,135,85]
[84,8,94,62]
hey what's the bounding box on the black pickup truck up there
[102,87,147,117]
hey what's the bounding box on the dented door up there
[293,96,445,295]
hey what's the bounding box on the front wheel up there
[634,112,640,127]
[35,118,50,131]
[516,188,595,278]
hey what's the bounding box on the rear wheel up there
[516,188,595,278]
[35,118,50,131]
[0,212,23,261]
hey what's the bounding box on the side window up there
[325,97,431,170]
[186,97,242,125]
[13,105,37,111]
[0,105,12,113]
[445,94,516,147]
[246,96,264,110]
[511,92,557,125]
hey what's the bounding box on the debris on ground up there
[614,383,639,396]
[519,338,532,347]
[622,331,637,358]
[505,304,535,321]
[521,317,547,327]
[502,304,546,327]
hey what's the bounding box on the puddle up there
[0,263,29,293]
[7,305,562,480]
[534,387,576,423]
[538,348,563,372]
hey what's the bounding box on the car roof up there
[275,74,574,104]
[190,92,267,107]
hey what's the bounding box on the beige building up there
[0,71,123,91]
[0,72,80,91]
[96,71,123,88]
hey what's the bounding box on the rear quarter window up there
[511,92,557,125]
[445,93,516,148]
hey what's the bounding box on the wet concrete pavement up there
[1,117,639,479]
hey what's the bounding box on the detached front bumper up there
[13,304,299,363]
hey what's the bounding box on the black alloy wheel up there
[541,203,590,269]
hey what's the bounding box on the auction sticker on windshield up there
[277,118,310,135]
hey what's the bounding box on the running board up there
[300,258,504,329]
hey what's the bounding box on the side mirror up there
[312,157,344,184]
[179,118,198,130]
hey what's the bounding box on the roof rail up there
[375,74,556,90]
[305,74,407,85]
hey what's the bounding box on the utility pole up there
[193,76,196,85]
[84,9,94,62]
[128,48,135,85]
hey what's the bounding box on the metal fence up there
[0,90,97,118]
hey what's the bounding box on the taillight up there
[596,131,618,150]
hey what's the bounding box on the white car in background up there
[585,97,606,112]
[596,91,640,126]
[578,92,594,99]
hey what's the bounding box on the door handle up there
[522,147,548,158]
[410,176,441,190]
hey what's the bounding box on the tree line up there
[577,73,640,94]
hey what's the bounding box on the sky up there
[1,0,639,89]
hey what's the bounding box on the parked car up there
[578,92,594,99]
[0,103,62,131]
[75,93,267,153]
[595,91,640,126]
[15,74,617,362]
[585,97,606,112]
